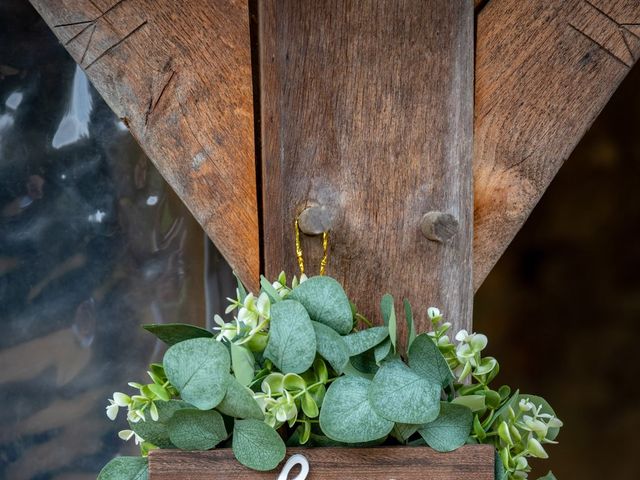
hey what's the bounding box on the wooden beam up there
[29,0,260,290]
[259,1,474,333]
[148,446,495,479]
[473,0,640,290]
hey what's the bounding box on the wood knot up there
[420,211,458,243]
[298,205,335,235]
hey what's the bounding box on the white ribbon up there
[276,454,309,480]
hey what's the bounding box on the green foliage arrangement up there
[99,273,562,480]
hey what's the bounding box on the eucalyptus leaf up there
[312,321,349,374]
[342,360,375,380]
[128,400,192,448]
[319,376,393,443]
[98,457,148,480]
[230,342,255,386]
[343,326,389,356]
[264,300,316,374]
[403,299,417,348]
[163,338,230,410]
[380,294,397,352]
[417,402,473,452]
[168,409,227,450]
[408,333,454,387]
[217,375,264,420]
[288,276,353,334]
[392,423,420,442]
[494,450,508,480]
[349,349,379,375]
[369,360,441,424]
[233,419,286,471]
[374,338,392,364]
[143,323,212,346]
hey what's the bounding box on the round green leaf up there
[168,409,227,450]
[143,323,212,346]
[98,457,148,480]
[408,333,454,387]
[312,321,349,374]
[232,419,286,471]
[343,326,389,356]
[129,400,192,448]
[217,375,264,420]
[288,276,353,334]
[319,376,393,443]
[163,338,230,410]
[264,300,316,374]
[369,360,441,424]
[417,402,473,452]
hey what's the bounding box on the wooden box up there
[148,445,494,479]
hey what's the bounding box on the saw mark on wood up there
[79,24,97,65]
[567,22,631,68]
[146,70,176,126]
[84,20,148,70]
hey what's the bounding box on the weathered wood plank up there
[148,446,495,479]
[29,0,260,290]
[473,0,640,290]
[260,1,474,334]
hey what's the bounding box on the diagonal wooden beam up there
[474,0,640,290]
[29,0,260,290]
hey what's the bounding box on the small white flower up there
[106,400,119,421]
[238,307,258,329]
[455,329,470,342]
[112,392,131,407]
[256,292,271,318]
[118,430,144,445]
[427,307,441,320]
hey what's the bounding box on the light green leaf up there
[264,300,316,374]
[233,419,286,471]
[163,338,230,410]
[143,323,212,346]
[230,343,255,386]
[417,402,473,452]
[260,275,282,303]
[147,383,170,401]
[217,375,264,420]
[319,376,393,443]
[380,294,397,352]
[369,360,441,424]
[312,321,349,374]
[301,392,319,418]
[128,400,191,448]
[538,472,557,480]
[374,338,392,364]
[343,326,389,356]
[288,276,353,334]
[403,299,417,348]
[98,457,148,480]
[451,394,486,412]
[234,271,248,302]
[168,409,227,450]
[408,333,454,387]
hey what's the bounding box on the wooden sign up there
[148,445,495,479]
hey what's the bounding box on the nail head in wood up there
[420,211,459,243]
[298,205,334,235]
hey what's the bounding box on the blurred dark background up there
[475,59,640,478]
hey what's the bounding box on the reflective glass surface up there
[0,2,233,478]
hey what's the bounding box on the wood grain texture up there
[473,0,640,290]
[29,0,260,290]
[260,1,474,334]
[148,445,495,479]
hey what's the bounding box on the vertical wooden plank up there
[260,1,474,333]
[29,0,260,290]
